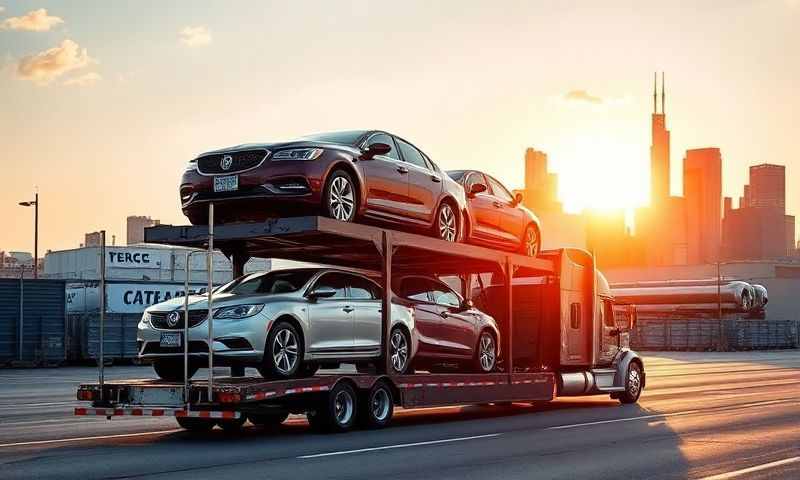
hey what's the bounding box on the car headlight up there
[213,304,265,320]
[272,148,324,161]
[184,161,197,172]
[140,312,152,328]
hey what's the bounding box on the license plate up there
[160,332,181,348]
[213,175,238,192]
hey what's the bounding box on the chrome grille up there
[196,149,268,175]
[150,310,208,329]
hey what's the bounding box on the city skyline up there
[2,1,800,254]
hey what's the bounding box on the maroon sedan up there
[180,130,467,242]
[447,170,542,257]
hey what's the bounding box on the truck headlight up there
[272,148,324,161]
[214,304,264,320]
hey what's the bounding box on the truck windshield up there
[217,269,318,295]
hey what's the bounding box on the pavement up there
[1,350,799,479]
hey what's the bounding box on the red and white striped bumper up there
[74,407,240,419]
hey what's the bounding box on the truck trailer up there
[75,216,644,432]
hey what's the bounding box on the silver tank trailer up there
[611,281,758,313]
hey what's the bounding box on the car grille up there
[196,149,269,175]
[150,310,208,329]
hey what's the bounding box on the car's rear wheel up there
[324,170,357,222]
[259,321,303,379]
[435,202,459,242]
[389,327,411,375]
[521,224,541,257]
[475,331,497,373]
[153,358,199,382]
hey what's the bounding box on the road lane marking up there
[697,456,800,480]
[297,433,502,459]
[0,429,182,448]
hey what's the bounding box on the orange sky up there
[2,1,799,254]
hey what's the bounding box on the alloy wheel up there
[525,226,539,257]
[627,367,641,398]
[478,333,496,372]
[329,176,355,221]
[438,204,457,242]
[390,329,408,373]
[272,328,299,375]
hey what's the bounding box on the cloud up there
[2,8,64,32]
[564,89,604,104]
[63,71,101,87]
[179,26,212,47]
[17,39,95,85]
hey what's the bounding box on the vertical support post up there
[505,256,513,382]
[207,203,214,402]
[18,266,24,361]
[99,230,106,400]
[381,231,392,375]
[184,251,194,408]
[716,261,723,352]
[33,192,38,279]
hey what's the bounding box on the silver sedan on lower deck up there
[137,268,417,380]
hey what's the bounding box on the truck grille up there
[150,311,208,329]
[196,149,269,175]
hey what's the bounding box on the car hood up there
[146,292,299,312]
[197,140,360,158]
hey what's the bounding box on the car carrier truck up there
[75,215,644,432]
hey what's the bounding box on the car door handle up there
[342,306,354,313]
[397,166,409,174]
[430,175,441,183]
[440,311,450,318]
[492,201,504,208]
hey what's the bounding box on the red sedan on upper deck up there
[180,130,468,242]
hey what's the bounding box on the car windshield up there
[216,269,318,295]
[298,130,367,145]
[447,170,467,181]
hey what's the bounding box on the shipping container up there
[0,278,67,365]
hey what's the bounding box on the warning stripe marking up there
[74,407,240,419]
[245,384,330,401]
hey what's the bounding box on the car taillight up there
[77,389,96,401]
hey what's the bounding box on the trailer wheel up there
[359,380,394,429]
[248,411,289,427]
[217,416,247,432]
[618,362,643,404]
[153,358,199,382]
[307,382,358,433]
[176,416,215,432]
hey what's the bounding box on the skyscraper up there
[748,164,785,210]
[684,148,722,264]
[650,72,670,205]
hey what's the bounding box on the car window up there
[396,138,429,170]
[465,172,489,195]
[219,269,316,295]
[486,176,513,202]
[349,275,381,300]
[429,282,461,308]
[311,272,348,299]
[399,277,432,302]
[366,133,400,161]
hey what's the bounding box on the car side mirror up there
[513,192,523,206]
[197,287,208,295]
[469,183,487,197]
[308,286,337,300]
[459,298,474,312]
[362,142,391,160]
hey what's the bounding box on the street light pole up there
[18,193,39,279]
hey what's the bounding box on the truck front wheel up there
[618,362,643,404]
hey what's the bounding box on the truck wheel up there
[474,331,497,373]
[217,416,247,432]
[389,327,411,374]
[261,321,303,379]
[307,382,358,433]
[176,416,215,431]
[248,411,289,427]
[153,358,199,382]
[618,362,643,404]
[359,380,394,429]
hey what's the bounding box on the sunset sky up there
[2,0,799,254]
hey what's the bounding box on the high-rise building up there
[650,72,670,205]
[684,148,722,264]
[523,148,562,214]
[84,231,104,247]
[127,216,161,245]
[748,164,785,210]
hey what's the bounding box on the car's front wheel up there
[389,327,411,374]
[521,224,541,257]
[435,202,459,242]
[323,170,357,222]
[152,358,199,382]
[474,331,497,373]
[259,321,304,379]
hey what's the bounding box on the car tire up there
[359,380,394,429]
[153,358,199,382]
[388,327,411,375]
[434,201,459,242]
[261,321,304,379]
[307,382,358,433]
[248,411,289,428]
[521,224,541,257]
[474,330,497,373]
[323,170,358,222]
[176,416,215,432]
[217,416,247,432]
[618,362,643,404]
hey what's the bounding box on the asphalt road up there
[1,350,799,479]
